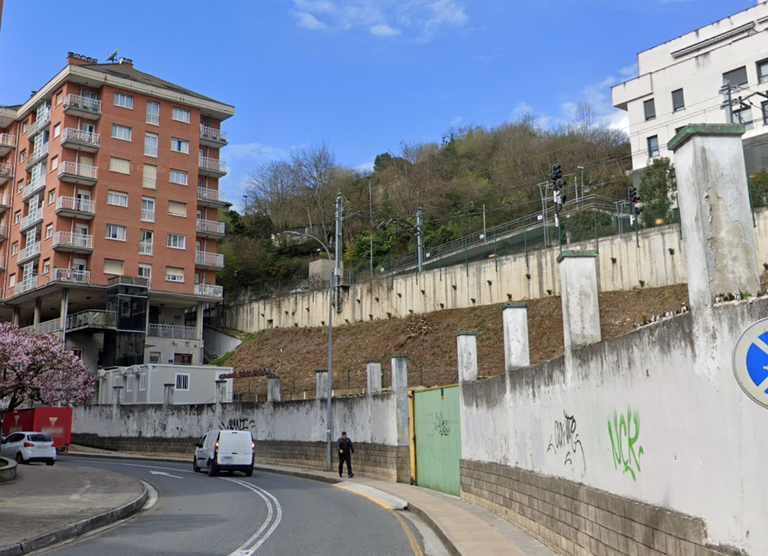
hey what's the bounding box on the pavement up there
[0,447,555,556]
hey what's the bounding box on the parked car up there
[1,431,56,465]
[193,430,254,477]
[289,285,310,294]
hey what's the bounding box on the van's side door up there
[195,434,208,465]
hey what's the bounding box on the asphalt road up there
[40,456,424,556]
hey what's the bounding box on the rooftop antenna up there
[106,49,118,63]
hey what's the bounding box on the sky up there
[0,0,757,208]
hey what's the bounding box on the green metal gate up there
[413,386,461,496]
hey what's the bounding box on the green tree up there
[749,169,768,209]
[638,157,673,227]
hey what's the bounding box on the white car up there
[194,430,254,477]
[1,431,56,465]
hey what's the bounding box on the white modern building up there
[612,0,768,175]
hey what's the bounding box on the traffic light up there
[550,164,567,191]
[634,205,643,216]
[627,187,640,203]
[554,192,567,214]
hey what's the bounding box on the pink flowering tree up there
[0,322,95,413]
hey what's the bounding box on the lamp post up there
[576,166,585,205]
[284,230,335,472]
[365,175,373,224]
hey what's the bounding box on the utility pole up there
[416,208,424,273]
[369,235,374,280]
[333,192,343,297]
[720,82,734,124]
[482,204,487,243]
[367,175,373,224]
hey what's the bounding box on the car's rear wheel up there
[207,460,218,477]
[193,458,200,472]
[15,453,24,464]
[46,460,55,466]
[244,468,253,477]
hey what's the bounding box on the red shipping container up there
[2,407,73,451]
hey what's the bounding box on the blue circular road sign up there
[733,318,768,409]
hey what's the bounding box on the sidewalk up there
[0,462,147,556]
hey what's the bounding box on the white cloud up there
[451,116,464,126]
[294,11,328,30]
[370,23,401,37]
[354,161,375,173]
[293,0,335,14]
[423,0,468,38]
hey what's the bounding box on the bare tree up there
[245,160,298,232]
[291,143,338,238]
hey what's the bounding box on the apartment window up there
[144,133,158,157]
[647,135,660,158]
[9,274,15,288]
[109,157,131,175]
[762,101,768,125]
[106,224,127,241]
[22,122,28,133]
[149,352,161,364]
[19,150,25,162]
[104,259,125,275]
[146,101,160,125]
[13,210,20,225]
[48,190,55,204]
[758,59,768,84]
[139,373,147,391]
[138,263,152,282]
[198,178,204,188]
[16,180,23,194]
[114,92,134,109]
[165,266,184,283]
[723,66,748,89]
[107,191,129,207]
[53,123,61,138]
[172,108,191,123]
[643,99,656,121]
[11,241,17,255]
[733,107,754,130]
[168,201,187,217]
[675,126,685,136]
[45,223,53,239]
[672,89,685,112]
[170,138,189,154]
[50,156,58,171]
[112,124,132,141]
[143,164,157,189]
[167,233,186,249]
[140,229,154,255]
[55,91,63,105]
[42,258,50,274]
[141,198,155,222]
[169,169,188,185]
[175,373,190,390]
[126,375,133,392]
[175,354,193,366]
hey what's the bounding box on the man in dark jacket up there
[338,431,354,478]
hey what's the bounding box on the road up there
[40,456,431,556]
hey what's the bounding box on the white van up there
[193,430,254,477]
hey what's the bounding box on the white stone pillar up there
[215,379,227,404]
[33,298,41,326]
[268,376,281,402]
[457,332,478,383]
[366,361,382,395]
[668,124,759,310]
[558,251,601,352]
[315,370,328,400]
[163,383,175,406]
[390,355,409,483]
[503,302,530,370]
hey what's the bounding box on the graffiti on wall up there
[608,407,644,481]
[547,410,586,470]
[221,417,255,431]
[432,412,451,437]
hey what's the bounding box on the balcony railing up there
[66,310,116,330]
[198,186,226,205]
[51,268,91,284]
[53,231,93,250]
[0,224,8,239]
[141,208,154,221]
[0,133,16,150]
[196,218,225,235]
[147,323,198,340]
[61,128,100,150]
[56,196,96,216]
[139,241,153,255]
[16,276,39,294]
[58,161,98,183]
[28,111,51,139]
[22,176,46,201]
[196,250,224,268]
[195,284,224,298]
[199,156,227,176]
[200,125,228,144]
[20,209,43,231]
[63,94,102,117]
[0,162,12,180]
[24,319,62,336]
[0,194,9,209]
[17,242,40,263]
[26,142,49,168]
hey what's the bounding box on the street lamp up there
[576,166,585,205]
[365,175,373,224]
[283,230,335,472]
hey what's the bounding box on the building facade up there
[0,52,234,387]
[612,0,768,175]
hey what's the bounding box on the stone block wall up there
[461,460,736,556]
[73,433,196,454]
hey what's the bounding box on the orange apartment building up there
[0,52,234,379]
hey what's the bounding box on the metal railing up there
[24,319,62,336]
[198,186,225,203]
[16,276,38,294]
[58,161,98,180]
[0,194,9,208]
[139,241,153,255]
[18,242,40,262]
[195,283,224,298]
[56,196,95,214]
[63,94,102,114]
[196,250,224,267]
[0,162,12,177]
[61,128,100,148]
[200,125,227,143]
[0,224,8,238]
[141,208,154,221]
[53,231,93,250]
[147,323,198,340]
[51,268,91,283]
[199,156,227,173]
[28,111,51,138]
[22,177,45,200]
[66,310,116,330]
[0,133,16,147]
[196,218,225,235]
[27,142,49,165]
[20,209,42,230]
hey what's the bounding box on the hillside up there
[227,284,689,400]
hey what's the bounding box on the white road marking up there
[226,478,283,555]
[69,477,92,500]
[140,480,159,511]
[149,470,183,479]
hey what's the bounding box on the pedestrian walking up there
[338,431,354,478]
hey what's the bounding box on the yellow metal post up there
[408,390,417,485]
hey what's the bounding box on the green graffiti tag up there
[607,408,644,481]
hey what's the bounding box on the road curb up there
[67,451,188,464]
[251,464,344,485]
[0,457,17,483]
[0,481,148,556]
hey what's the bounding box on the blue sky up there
[0,0,756,206]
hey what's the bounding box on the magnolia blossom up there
[0,322,94,412]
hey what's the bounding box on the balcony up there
[19,209,43,233]
[51,268,91,284]
[0,256,6,271]
[17,242,41,265]
[25,143,49,170]
[62,94,102,120]
[139,241,153,255]
[148,323,198,340]
[22,176,46,201]
[0,193,10,214]
[60,128,100,153]
[15,276,38,294]
[196,218,225,238]
[55,196,96,219]
[58,162,98,185]
[24,319,63,337]
[53,232,93,253]
[197,186,228,208]
[0,224,9,241]
[199,156,227,178]
[195,283,224,298]
[28,111,51,140]
[195,250,225,270]
[66,310,116,331]
[0,133,16,157]
[0,162,12,185]
[200,125,228,148]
